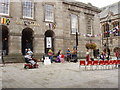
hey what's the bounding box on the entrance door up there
[22,28,33,55]
[2,25,9,55]
[44,30,55,54]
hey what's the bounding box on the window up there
[103,23,110,38]
[0,0,10,15]
[71,14,78,34]
[112,21,120,36]
[22,1,34,19]
[86,17,93,35]
[44,4,54,22]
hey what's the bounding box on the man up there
[66,48,71,62]
[24,53,35,66]
[72,48,77,62]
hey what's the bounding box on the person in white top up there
[24,53,35,65]
[27,48,33,57]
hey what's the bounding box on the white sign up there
[44,57,51,65]
[46,37,52,48]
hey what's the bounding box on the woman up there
[86,49,90,62]
[115,51,119,60]
[100,51,106,60]
[48,48,54,62]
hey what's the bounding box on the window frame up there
[22,1,34,19]
[44,4,54,23]
[70,14,79,34]
[0,0,10,16]
[86,17,94,36]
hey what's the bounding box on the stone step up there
[2,54,43,63]
[3,55,25,63]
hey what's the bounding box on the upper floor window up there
[86,17,93,35]
[44,4,54,22]
[0,0,10,16]
[71,14,78,34]
[22,1,34,19]
[103,23,110,38]
[112,21,120,36]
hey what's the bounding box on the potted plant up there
[85,43,97,59]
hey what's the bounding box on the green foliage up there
[85,43,97,50]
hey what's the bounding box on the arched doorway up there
[44,30,55,54]
[1,25,9,55]
[22,28,34,55]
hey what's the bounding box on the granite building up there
[0,0,101,61]
[99,1,120,55]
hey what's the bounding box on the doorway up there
[44,30,55,54]
[1,25,9,55]
[22,28,34,55]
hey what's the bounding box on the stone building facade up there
[0,0,101,60]
[99,1,120,55]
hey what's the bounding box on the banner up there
[46,37,52,48]
[1,17,10,25]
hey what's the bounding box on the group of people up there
[99,50,110,60]
[24,47,120,65]
[66,48,77,62]
[86,49,110,61]
[47,48,65,63]
[86,48,113,61]
[24,48,37,66]
[46,47,78,63]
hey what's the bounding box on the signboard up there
[0,17,10,25]
[44,57,51,65]
[46,37,52,48]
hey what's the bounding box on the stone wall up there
[1,0,101,61]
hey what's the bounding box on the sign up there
[16,20,40,26]
[44,57,51,65]
[46,37,52,48]
[1,17,10,25]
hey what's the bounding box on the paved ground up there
[0,61,119,89]
[0,65,2,89]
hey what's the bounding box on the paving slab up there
[1,62,119,88]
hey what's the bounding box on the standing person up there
[86,49,90,62]
[93,49,97,59]
[72,48,77,62]
[48,48,54,62]
[105,51,109,60]
[66,48,71,62]
[97,49,100,58]
[2,38,8,55]
[107,48,110,60]
[1,51,5,65]
[57,50,62,56]
[104,48,110,60]
[100,51,106,61]
[115,50,119,60]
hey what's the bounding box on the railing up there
[79,59,120,71]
